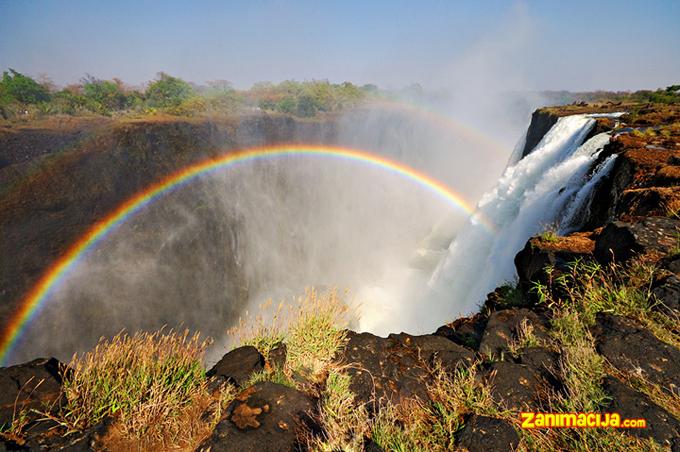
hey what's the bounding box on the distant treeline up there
[0,69,382,120]
[1,69,678,121]
[543,86,680,106]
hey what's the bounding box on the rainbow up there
[0,145,493,365]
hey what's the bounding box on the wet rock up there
[651,274,680,316]
[485,361,548,411]
[603,376,680,448]
[434,313,486,350]
[206,346,265,387]
[592,314,680,395]
[457,414,519,452]
[478,309,550,358]
[594,218,680,263]
[340,332,475,408]
[197,382,314,452]
[521,110,559,158]
[0,358,64,428]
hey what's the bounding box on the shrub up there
[0,69,51,104]
[145,72,193,108]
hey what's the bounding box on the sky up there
[1,0,679,91]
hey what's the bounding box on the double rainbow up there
[0,145,494,365]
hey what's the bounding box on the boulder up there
[267,343,287,370]
[206,346,265,387]
[619,187,680,219]
[434,313,486,350]
[0,358,64,428]
[591,314,680,395]
[594,218,679,263]
[478,309,550,358]
[485,361,548,411]
[515,235,594,287]
[340,332,475,408]
[197,382,314,452]
[603,376,680,448]
[456,414,519,452]
[651,274,680,316]
[519,347,562,389]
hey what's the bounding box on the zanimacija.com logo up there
[520,412,647,429]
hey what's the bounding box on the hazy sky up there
[1,0,678,91]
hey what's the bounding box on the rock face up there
[340,331,475,407]
[594,218,680,263]
[603,377,680,448]
[0,357,63,428]
[198,382,314,452]
[207,346,265,387]
[521,110,560,158]
[591,314,680,395]
[478,308,550,358]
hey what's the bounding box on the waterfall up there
[427,113,621,319]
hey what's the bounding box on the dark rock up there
[666,257,680,274]
[364,438,385,452]
[651,274,680,316]
[478,309,550,358]
[0,358,64,428]
[198,382,314,452]
[485,361,548,411]
[592,314,680,395]
[206,346,265,387]
[457,414,519,452]
[619,187,680,218]
[340,332,475,408]
[519,347,561,389]
[603,376,680,448]
[521,110,560,158]
[515,236,595,289]
[267,343,287,370]
[434,313,486,350]
[594,218,680,263]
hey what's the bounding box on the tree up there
[81,74,128,111]
[145,73,193,108]
[0,69,51,104]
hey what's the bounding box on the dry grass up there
[229,288,353,383]
[309,368,370,451]
[56,329,215,450]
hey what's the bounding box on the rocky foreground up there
[1,103,679,451]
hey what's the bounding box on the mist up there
[5,3,567,365]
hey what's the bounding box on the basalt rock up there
[434,313,487,350]
[206,346,265,387]
[521,110,560,158]
[591,314,680,395]
[340,332,475,408]
[484,361,549,411]
[603,376,680,448]
[478,308,550,358]
[594,217,680,263]
[456,414,520,452]
[514,234,595,289]
[651,274,680,316]
[197,382,315,452]
[0,357,64,428]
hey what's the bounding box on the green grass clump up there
[57,329,211,446]
[311,369,369,451]
[230,288,351,383]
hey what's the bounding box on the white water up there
[425,114,620,320]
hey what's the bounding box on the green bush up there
[0,69,51,104]
[145,72,193,108]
